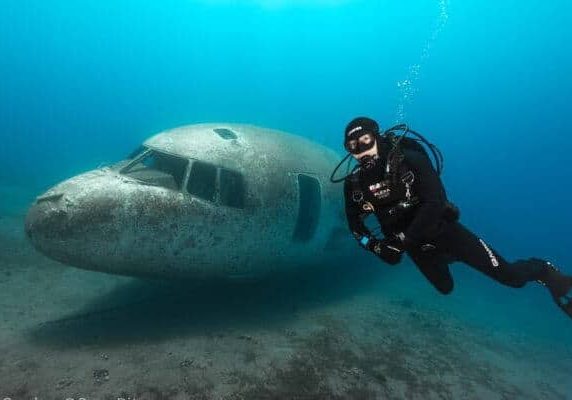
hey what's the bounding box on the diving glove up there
[368,236,404,265]
[394,232,437,253]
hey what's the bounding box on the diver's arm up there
[402,149,447,245]
[344,178,374,248]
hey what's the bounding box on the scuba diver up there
[331,116,572,320]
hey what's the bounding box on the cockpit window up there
[219,168,245,208]
[121,150,188,191]
[187,161,217,202]
[127,145,146,159]
[186,162,246,208]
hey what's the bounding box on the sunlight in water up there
[395,0,449,123]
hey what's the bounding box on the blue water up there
[1,0,571,396]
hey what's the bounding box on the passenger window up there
[220,169,245,208]
[187,161,217,202]
[293,174,321,242]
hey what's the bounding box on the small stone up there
[180,359,194,368]
[284,329,297,337]
[56,378,73,390]
[93,368,110,384]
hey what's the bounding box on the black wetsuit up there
[344,146,550,294]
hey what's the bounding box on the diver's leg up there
[438,222,572,319]
[409,251,454,295]
[437,222,546,287]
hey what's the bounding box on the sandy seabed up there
[0,213,570,400]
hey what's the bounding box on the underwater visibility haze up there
[0,0,571,398]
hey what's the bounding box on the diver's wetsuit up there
[344,146,550,294]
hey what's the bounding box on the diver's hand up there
[368,237,404,265]
[396,232,437,253]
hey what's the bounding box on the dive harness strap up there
[349,169,420,219]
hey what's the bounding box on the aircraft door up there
[292,174,321,242]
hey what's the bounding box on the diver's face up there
[346,133,379,161]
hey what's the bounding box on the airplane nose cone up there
[25,194,68,241]
[25,183,122,266]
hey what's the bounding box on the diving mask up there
[344,132,377,154]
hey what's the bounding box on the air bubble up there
[395,0,449,123]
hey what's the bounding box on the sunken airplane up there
[25,123,355,279]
